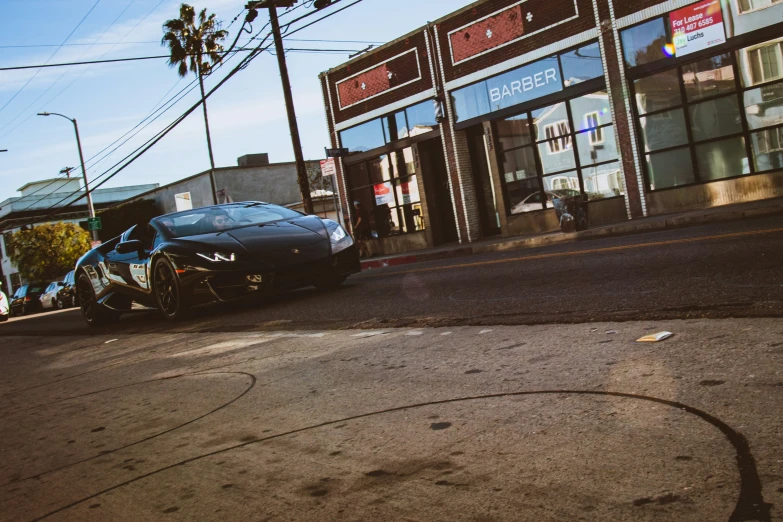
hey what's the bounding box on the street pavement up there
[1,215,782,521]
[1,215,781,335]
[1,320,781,521]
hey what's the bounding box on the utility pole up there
[246,1,314,214]
[38,112,98,242]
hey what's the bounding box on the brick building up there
[320,0,783,255]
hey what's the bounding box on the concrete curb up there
[360,205,783,271]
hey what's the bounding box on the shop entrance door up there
[418,138,458,245]
[466,125,501,237]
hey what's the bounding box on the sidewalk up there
[360,196,783,271]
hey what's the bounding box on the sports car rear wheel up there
[153,259,189,320]
[77,273,120,327]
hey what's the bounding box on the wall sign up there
[448,0,579,66]
[670,0,726,57]
[335,49,422,110]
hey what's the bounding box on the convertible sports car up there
[75,202,360,326]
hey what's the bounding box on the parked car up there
[9,283,49,316]
[40,281,65,310]
[75,202,361,326]
[0,289,8,322]
[57,271,77,308]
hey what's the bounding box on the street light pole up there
[38,112,98,241]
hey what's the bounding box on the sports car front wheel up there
[153,259,190,320]
[77,273,120,327]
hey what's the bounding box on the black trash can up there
[552,194,588,233]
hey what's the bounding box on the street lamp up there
[37,112,98,241]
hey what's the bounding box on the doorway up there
[418,138,458,245]
[466,125,501,237]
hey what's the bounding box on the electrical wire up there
[0,0,102,116]
[0,0,139,137]
[18,0,366,226]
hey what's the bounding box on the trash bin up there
[553,194,588,233]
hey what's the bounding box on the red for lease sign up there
[670,0,726,57]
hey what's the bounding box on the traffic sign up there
[87,216,102,231]
[325,147,349,158]
[320,158,337,178]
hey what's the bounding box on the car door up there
[11,285,26,315]
[41,283,54,309]
[104,225,154,296]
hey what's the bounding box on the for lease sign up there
[670,0,726,57]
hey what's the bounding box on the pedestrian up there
[352,200,372,258]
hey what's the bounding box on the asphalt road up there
[1,215,782,335]
[1,319,782,521]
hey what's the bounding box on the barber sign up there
[670,0,726,57]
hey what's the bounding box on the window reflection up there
[689,95,743,142]
[532,103,569,141]
[496,114,533,149]
[561,42,604,86]
[751,127,783,171]
[582,161,625,200]
[340,119,385,152]
[645,147,696,189]
[682,53,736,101]
[405,100,438,135]
[570,90,612,129]
[738,37,783,87]
[695,136,749,180]
[621,18,669,68]
[634,69,682,115]
[452,82,492,123]
[744,83,783,129]
[576,125,619,166]
[507,177,545,214]
[640,108,689,152]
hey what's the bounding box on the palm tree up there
[162,4,227,203]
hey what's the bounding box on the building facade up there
[320,0,783,255]
[0,178,158,294]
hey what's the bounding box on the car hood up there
[174,216,329,256]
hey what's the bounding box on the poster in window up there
[374,182,394,206]
[670,0,726,57]
[400,182,411,204]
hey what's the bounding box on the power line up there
[20,0,367,225]
[0,0,102,116]
[0,0,139,136]
[0,37,385,49]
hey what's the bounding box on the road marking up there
[479,329,493,334]
[362,226,783,278]
[406,330,424,336]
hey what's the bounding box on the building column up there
[593,0,647,219]
[410,143,436,248]
[320,73,351,233]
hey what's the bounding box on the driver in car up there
[211,209,232,232]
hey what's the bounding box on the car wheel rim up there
[155,264,178,316]
[78,279,95,321]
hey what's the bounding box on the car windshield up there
[28,284,47,293]
[157,203,304,238]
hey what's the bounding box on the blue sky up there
[0,0,457,202]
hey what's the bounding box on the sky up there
[0,0,457,203]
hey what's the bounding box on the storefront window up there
[621,18,669,68]
[561,42,604,86]
[645,147,696,189]
[744,83,783,129]
[405,100,438,135]
[682,53,736,101]
[345,147,424,237]
[634,69,682,115]
[497,89,624,214]
[751,127,783,171]
[340,119,385,152]
[486,56,562,113]
[452,82,492,122]
[689,95,743,141]
[695,136,750,180]
[640,109,689,151]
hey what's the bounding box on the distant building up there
[0,178,158,293]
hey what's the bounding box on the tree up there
[162,4,227,204]
[8,223,91,282]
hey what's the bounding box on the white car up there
[0,290,8,322]
[39,281,64,311]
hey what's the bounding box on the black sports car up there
[75,202,360,326]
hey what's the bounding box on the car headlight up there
[197,252,237,262]
[330,226,347,243]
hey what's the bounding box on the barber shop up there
[319,0,783,256]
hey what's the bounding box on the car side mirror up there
[116,240,145,256]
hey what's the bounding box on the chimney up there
[237,153,270,167]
